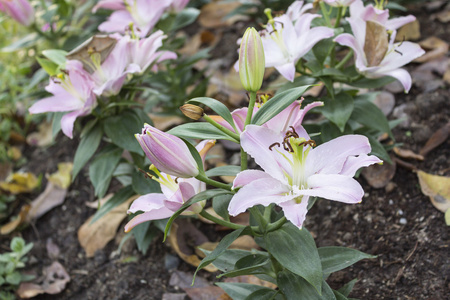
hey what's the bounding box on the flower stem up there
[241,91,257,171]
[199,210,244,230]
[203,114,240,142]
[196,174,232,191]
[240,147,247,171]
[336,49,354,69]
[334,7,343,28]
[319,2,332,27]
[265,216,287,233]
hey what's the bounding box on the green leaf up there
[338,278,358,297]
[348,76,395,89]
[275,76,316,94]
[89,145,123,198]
[5,271,21,285]
[320,92,354,132]
[168,122,238,142]
[206,249,255,272]
[313,37,335,66]
[36,57,58,76]
[264,223,322,292]
[205,165,241,177]
[103,110,144,154]
[131,221,159,255]
[182,138,205,175]
[351,99,393,139]
[188,97,236,131]
[164,189,233,242]
[333,290,349,300]
[320,76,335,99]
[278,271,336,300]
[72,124,103,180]
[366,134,392,164]
[216,282,269,300]
[252,85,312,126]
[171,7,200,31]
[42,49,68,65]
[1,33,38,52]
[319,247,376,275]
[244,289,281,300]
[10,237,25,253]
[52,112,64,138]
[131,170,160,195]
[217,254,270,278]
[194,226,248,280]
[212,193,232,221]
[91,186,135,224]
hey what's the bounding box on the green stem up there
[265,216,287,233]
[244,92,257,128]
[334,7,343,28]
[199,210,244,230]
[335,49,354,69]
[240,147,247,171]
[319,2,332,27]
[203,114,240,142]
[195,174,232,191]
[249,207,268,231]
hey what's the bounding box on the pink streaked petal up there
[275,62,296,82]
[385,15,415,30]
[28,95,82,114]
[306,135,371,175]
[92,0,125,13]
[361,5,389,24]
[261,37,288,68]
[228,177,293,216]
[376,68,412,92]
[290,101,324,129]
[232,170,274,189]
[278,196,309,229]
[295,26,334,60]
[301,173,364,204]
[98,10,133,33]
[124,207,174,232]
[242,125,293,182]
[378,42,425,72]
[334,33,367,71]
[340,154,382,177]
[127,193,167,214]
[232,107,250,133]
[294,13,320,37]
[60,109,86,139]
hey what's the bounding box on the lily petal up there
[124,207,174,232]
[340,154,382,177]
[233,170,274,189]
[278,196,310,229]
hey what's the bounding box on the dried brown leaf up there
[417,170,450,213]
[199,2,244,28]
[77,195,136,257]
[184,286,225,300]
[364,21,389,67]
[26,122,53,147]
[415,37,449,63]
[395,20,421,42]
[0,204,30,235]
[224,275,277,289]
[148,113,184,131]
[393,147,424,161]
[27,182,67,221]
[17,261,70,298]
[361,158,396,188]
[420,122,450,156]
[0,161,12,182]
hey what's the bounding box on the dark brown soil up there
[2,2,449,300]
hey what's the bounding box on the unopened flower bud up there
[239,27,265,92]
[180,104,204,120]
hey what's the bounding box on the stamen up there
[299,139,316,148]
[269,142,280,151]
[394,49,403,56]
[174,177,179,184]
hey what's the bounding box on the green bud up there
[239,27,265,92]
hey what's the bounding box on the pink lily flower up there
[126,30,177,73]
[286,0,313,22]
[94,0,172,37]
[0,0,34,26]
[334,15,425,92]
[228,125,381,229]
[349,0,415,31]
[124,140,215,232]
[323,0,356,7]
[28,61,96,139]
[209,98,323,135]
[136,124,202,178]
[260,8,334,81]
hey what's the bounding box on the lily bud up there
[239,27,265,92]
[136,124,199,178]
[180,104,204,120]
[0,0,34,26]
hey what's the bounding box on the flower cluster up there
[29,31,176,138]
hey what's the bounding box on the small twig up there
[405,241,418,262]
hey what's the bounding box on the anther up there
[269,142,280,151]
[394,49,403,56]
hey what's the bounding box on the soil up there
[2,2,449,300]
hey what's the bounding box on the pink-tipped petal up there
[340,154,382,177]
[275,62,296,82]
[278,196,310,229]
[385,15,415,31]
[127,193,167,214]
[124,207,174,232]
[302,174,364,204]
[233,170,273,189]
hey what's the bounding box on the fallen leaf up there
[148,113,185,131]
[85,193,113,209]
[224,275,277,289]
[361,158,396,189]
[169,270,210,289]
[168,219,218,272]
[198,1,245,28]
[417,170,450,213]
[26,121,53,147]
[420,122,450,156]
[27,182,67,221]
[395,20,421,42]
[17,261,70,298]
[184,286,225,300]
[77,195,137,257]
[0,204,30,235]
[7,146,22,161]
[435,10,450,23]
[47,162,73,189]
[393,147,424,161]
[373,91,395,116]
[198,207,223,224]
[0,172,39,194]
[162,293,187,300]
[228,235,259,251]
[46,238,60,260]
[0,161,12,182]
[415,37,449,63]
[445,208,450,226]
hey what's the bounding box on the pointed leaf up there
[264,223,322,292]
[103,110,144,154]
[88,145,123,198]
[91,186,135,223]
[188,97,236,131]
[72,124,103,180]
[216,282,269,300]
[320,92,354,132]
[206,165,241,177]
[318,247,376,275]
[278,270,336,300]
[168,122,238,142]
